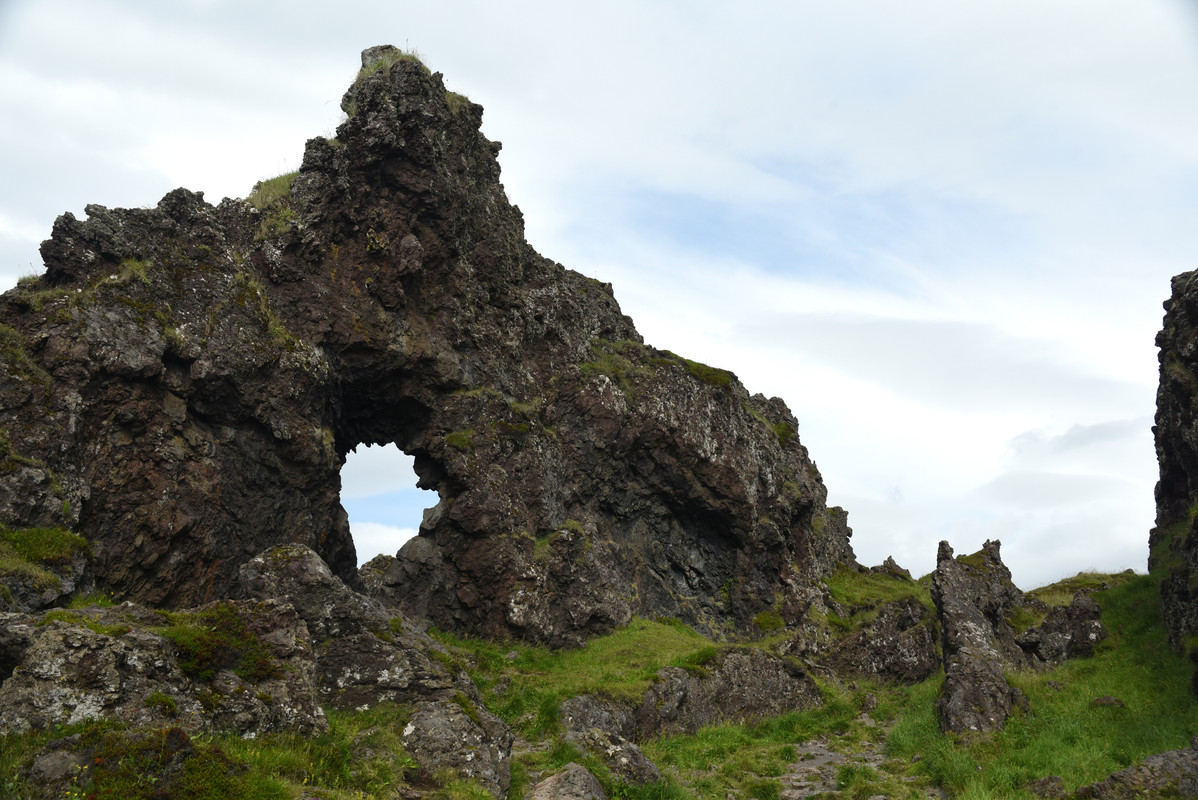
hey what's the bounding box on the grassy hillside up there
[2,571,1195,800]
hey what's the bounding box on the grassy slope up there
[2,572,1196,800]
[886,572,1198,799]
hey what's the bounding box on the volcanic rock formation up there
[1152,270,1198,662]
[932,540,1105,733]
[0,46,853,646]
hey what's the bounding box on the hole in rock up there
[340,443,430,565]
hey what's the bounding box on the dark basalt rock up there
[933,540,1035,734]
[0,46,853,645]
[826,595,939,684]
[564,727,662,786]
[932,540,1108,734]
[1151,270,1198,666]
[237,543,472,709]
[1016,592,1106,663]
[402,697,515,798]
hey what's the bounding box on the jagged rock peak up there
[0,46,854,645]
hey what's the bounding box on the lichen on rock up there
[0,45,855,646]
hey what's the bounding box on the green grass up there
[1027,569,1138,607]
[642,680,912,800]
[246,171,296,210]
[0,524,88,564]
[246,171,297,240]
[432,618,716,738]
[0,323,51,387]
[445,429,477,452]
[581,339,652,400]
[656,350,734,390]
[820,564,934,638]
[0,525,88,591]
[886,573,1198,798]
[38,609,130,638]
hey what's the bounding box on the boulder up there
[564,728,661,786]
[560,694,637,741]
[531,763,608,800]
[634,647,820,739]
[402,697,514,798]
[1016,592,1107,664]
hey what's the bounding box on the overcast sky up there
[2,1,1196,588]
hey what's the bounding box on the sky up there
[2,1,1197,589]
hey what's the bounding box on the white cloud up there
[350,522,418,566]
[341,445,417,500]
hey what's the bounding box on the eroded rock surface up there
[531,763,607,800]
[0,45,853,646]
[1151,270,1198,661]
[564,728,662,786]
[403,697,515,798]
[933,540,1035,733]
[932,540,1108,734]
[1074,735,1198,799]
[826,596,939,683]
[239,543,465,708]
[0,600,326,737]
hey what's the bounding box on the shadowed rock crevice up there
[0,46,854,646]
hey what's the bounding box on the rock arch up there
[0,47,854,645]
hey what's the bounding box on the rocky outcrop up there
[0,599,326,737]
[826,596,939,683]
[238,543,462,708]
[933,540,1030,733]
[1151,270,1198,658]
[0,545,92,613]
[932,540,1110,734]
[560,694,637,742]
[0,45,853,646]
[1016,593,1106,663]
[403,697,514,798]
[633,647,821,738]
[531,763,608,800]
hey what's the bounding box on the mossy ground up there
[0,705,416,800]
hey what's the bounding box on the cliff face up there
[1151,271,1198,653]
[0,46,853,645]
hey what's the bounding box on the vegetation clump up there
[246,171,298,241]
[0,524,88,590]
[159,601,279,683]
